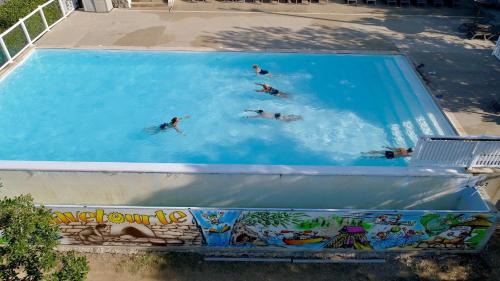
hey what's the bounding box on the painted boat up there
[283,237,324,245]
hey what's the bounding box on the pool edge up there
[0,160,467,177]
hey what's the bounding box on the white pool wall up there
[0,162,482,210]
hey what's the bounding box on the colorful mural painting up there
[47,206,497,252]
[191,210,241,246]
[51,207,202,246]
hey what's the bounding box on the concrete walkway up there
[36,6,500,135]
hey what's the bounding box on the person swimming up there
[255,83,289,98]
[252,64,271,76]
[145,115,189,135]
[362,147,413,159]
[244,110,302,122]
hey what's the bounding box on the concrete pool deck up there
[34,5,500,135]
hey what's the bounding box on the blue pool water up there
[0,49,454,166]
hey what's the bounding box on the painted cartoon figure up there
[202,211,231,233]
[77,224,109,245]
[375,214,415,226]
[416,226,472,249]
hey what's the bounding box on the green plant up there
[3,25,28,57]
[296,216,332,230]
[240,212,308,228]
[0,0,60,32]
[0,194,89,281]
[0,0,64,62]
[54,251,89,281]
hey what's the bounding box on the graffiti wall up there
[48,206,497,251]
[51,207,202,246]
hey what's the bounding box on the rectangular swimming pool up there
[0,49,454,167]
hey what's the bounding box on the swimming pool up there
[0,49,454,166]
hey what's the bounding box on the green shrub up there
[0,0,63,64]
[0,194,89,281]
[25,11,45,40]
[0,50,6,66]
[55,251,90,281]
[43,0,64,27]
[3,25,28,57]
[0,0,57,32]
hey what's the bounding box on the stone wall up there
[59,221,202,247]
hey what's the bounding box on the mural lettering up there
[52,209,188,225]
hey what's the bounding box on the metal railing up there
[494,39,500,61]
[410,135,500,168]
[0,0,76,71]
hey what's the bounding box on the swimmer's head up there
[257,110,264,114]
[171,117,179,124]
[407,148,413,153]
[274,113,281,119]
[252,64,259,69]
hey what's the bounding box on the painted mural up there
[51,207,202,246]
[47,206,497,252]
[191,210,241,246]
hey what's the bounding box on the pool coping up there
[0,47,466,177]
[0,160,467,176]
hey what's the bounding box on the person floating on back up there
[145,115,189,135]
[255,83,289,98]
[244,110,302,122]
[362,147,413,159]
[252,64,271,76]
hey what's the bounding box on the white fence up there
[494,39,500,61]
[0,0,76,71]
[410,136,500,169]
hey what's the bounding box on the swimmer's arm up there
[174,127,187,136]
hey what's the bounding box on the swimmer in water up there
[145,115,189,135]
[252,64,271,76]
[362,147,413,159]
[255,83,289,98]
[244,110,302,122]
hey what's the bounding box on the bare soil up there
[83,225,499,281]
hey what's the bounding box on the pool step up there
[131,0,168,8]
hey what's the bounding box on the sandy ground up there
[82,225,499,281]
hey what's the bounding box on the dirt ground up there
[82,225,499,281]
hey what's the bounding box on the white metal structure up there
[82,0,113,12]
[0,0,75,71]
[494,39,500,60]
[410,135,500,168]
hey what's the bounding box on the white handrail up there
[410,135,500,169]
[0,0,75,72]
